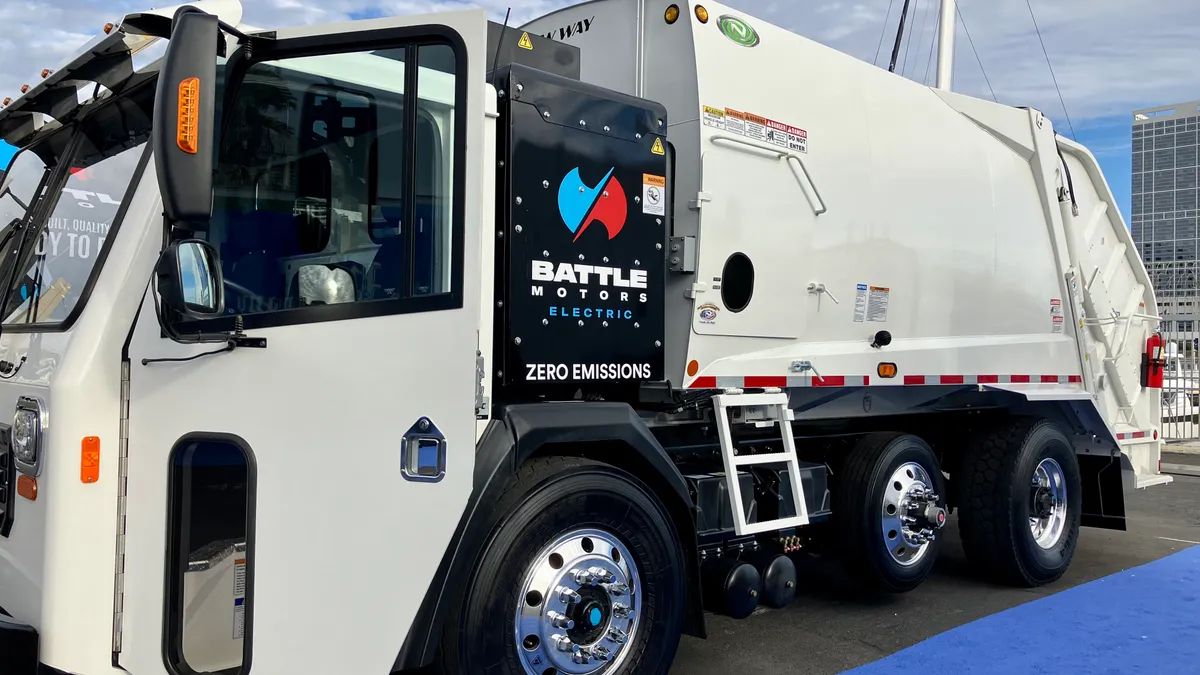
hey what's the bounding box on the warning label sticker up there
[1050,299,1064,333]
[643,174,666,216]
[704,105,808,153]
[866,286,890,322]
[702,105,726,129]
[853,284,868,322]
[233,558,247,639]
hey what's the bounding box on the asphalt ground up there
[671,461,1200,675]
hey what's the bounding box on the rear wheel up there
[958,417,1082,587]
[436,457,686,675]
[833,433,948,593]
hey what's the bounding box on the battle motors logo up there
[557,167,628,242]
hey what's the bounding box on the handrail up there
[710,134,827,215]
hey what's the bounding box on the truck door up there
[119,11,488,674]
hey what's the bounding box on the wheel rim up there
[514,528,641,675]
[880,461,943,566]
[1030,458,1068,549]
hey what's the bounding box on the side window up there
[202,42,459,325]
[164,436,256,675]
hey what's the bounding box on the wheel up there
[833,433,948,593]
[435,456,687,675]
[957,417,1082,587]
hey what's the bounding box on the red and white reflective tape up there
[687,374,1083,390]
[1115,430,1156,441]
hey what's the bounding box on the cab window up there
[191,41,460,329]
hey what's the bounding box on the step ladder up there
[712,391,810,536]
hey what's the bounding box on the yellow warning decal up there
[651,137,665,155]
[518,32,534,50]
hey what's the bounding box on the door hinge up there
[111,359,131,655]
[475,350,489,419]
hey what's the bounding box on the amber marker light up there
[17,475,37,501]
[665,4,680,23]
[81,436,101,484]
[877,363,898,379]
[695,5,710,23]
[177,77,200,154]
[687,360,700,377]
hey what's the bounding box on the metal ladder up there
[712,390,811,536]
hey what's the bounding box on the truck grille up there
[0,424,12,538]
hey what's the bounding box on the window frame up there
[162,432,259,675]
[175,25,470,335]
[0,100,153,334]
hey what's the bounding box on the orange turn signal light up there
[695,5,710,23]
[877,363,898,379]
[177,77,200,154]
[17,475,37,501]
[665,4,680,24]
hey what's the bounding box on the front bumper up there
[0,610,39,675]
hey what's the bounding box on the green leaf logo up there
[718,15,759,47]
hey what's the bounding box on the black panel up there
[684,462,832,544]
[493,65,668,399]
[486,22,580,80]
[0,423,12,538]
[1079,454,1126,531]
[0,612,38,675]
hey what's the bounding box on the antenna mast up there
[936,0,956,90]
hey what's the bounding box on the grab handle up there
[710,134,826,215]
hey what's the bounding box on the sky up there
[1,0,1197,223]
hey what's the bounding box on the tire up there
[435,456,687,675]
[833,433,947,593]
[957,417,1082,587]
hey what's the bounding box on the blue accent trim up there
[556,167,612,234]
[588,607,602,626]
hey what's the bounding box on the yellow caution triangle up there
[517,32,534,50]
[651,137,665,155]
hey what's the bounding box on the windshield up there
[0,81,152,326]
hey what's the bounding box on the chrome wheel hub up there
[1030,458,1068,549]
[515,528,640,675]
[881,461,946,566]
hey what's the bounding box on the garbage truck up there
[0,0,1172,673]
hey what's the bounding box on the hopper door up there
[691,136,823,339]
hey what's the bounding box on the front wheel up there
[436,457,687,675]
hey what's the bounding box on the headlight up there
[12,396,45,475]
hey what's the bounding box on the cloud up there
[1,0,1196,135]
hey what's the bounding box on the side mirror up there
[157,240,224,318]
[152,7,219,228]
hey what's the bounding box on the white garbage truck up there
[0,0,1173,673]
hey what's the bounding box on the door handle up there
[400,416,447,483]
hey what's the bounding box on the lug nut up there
[552,634,574,652]
[606,626,629,644]
[573,648,593,664]
[603,582,629,597]
[548,611,575,629]
[557,586,582,604]
[612,602,632,618]
[590,644,612,661]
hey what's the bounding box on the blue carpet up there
[846,545,1200,675]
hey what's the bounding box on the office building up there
[1132,100,1200,330]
